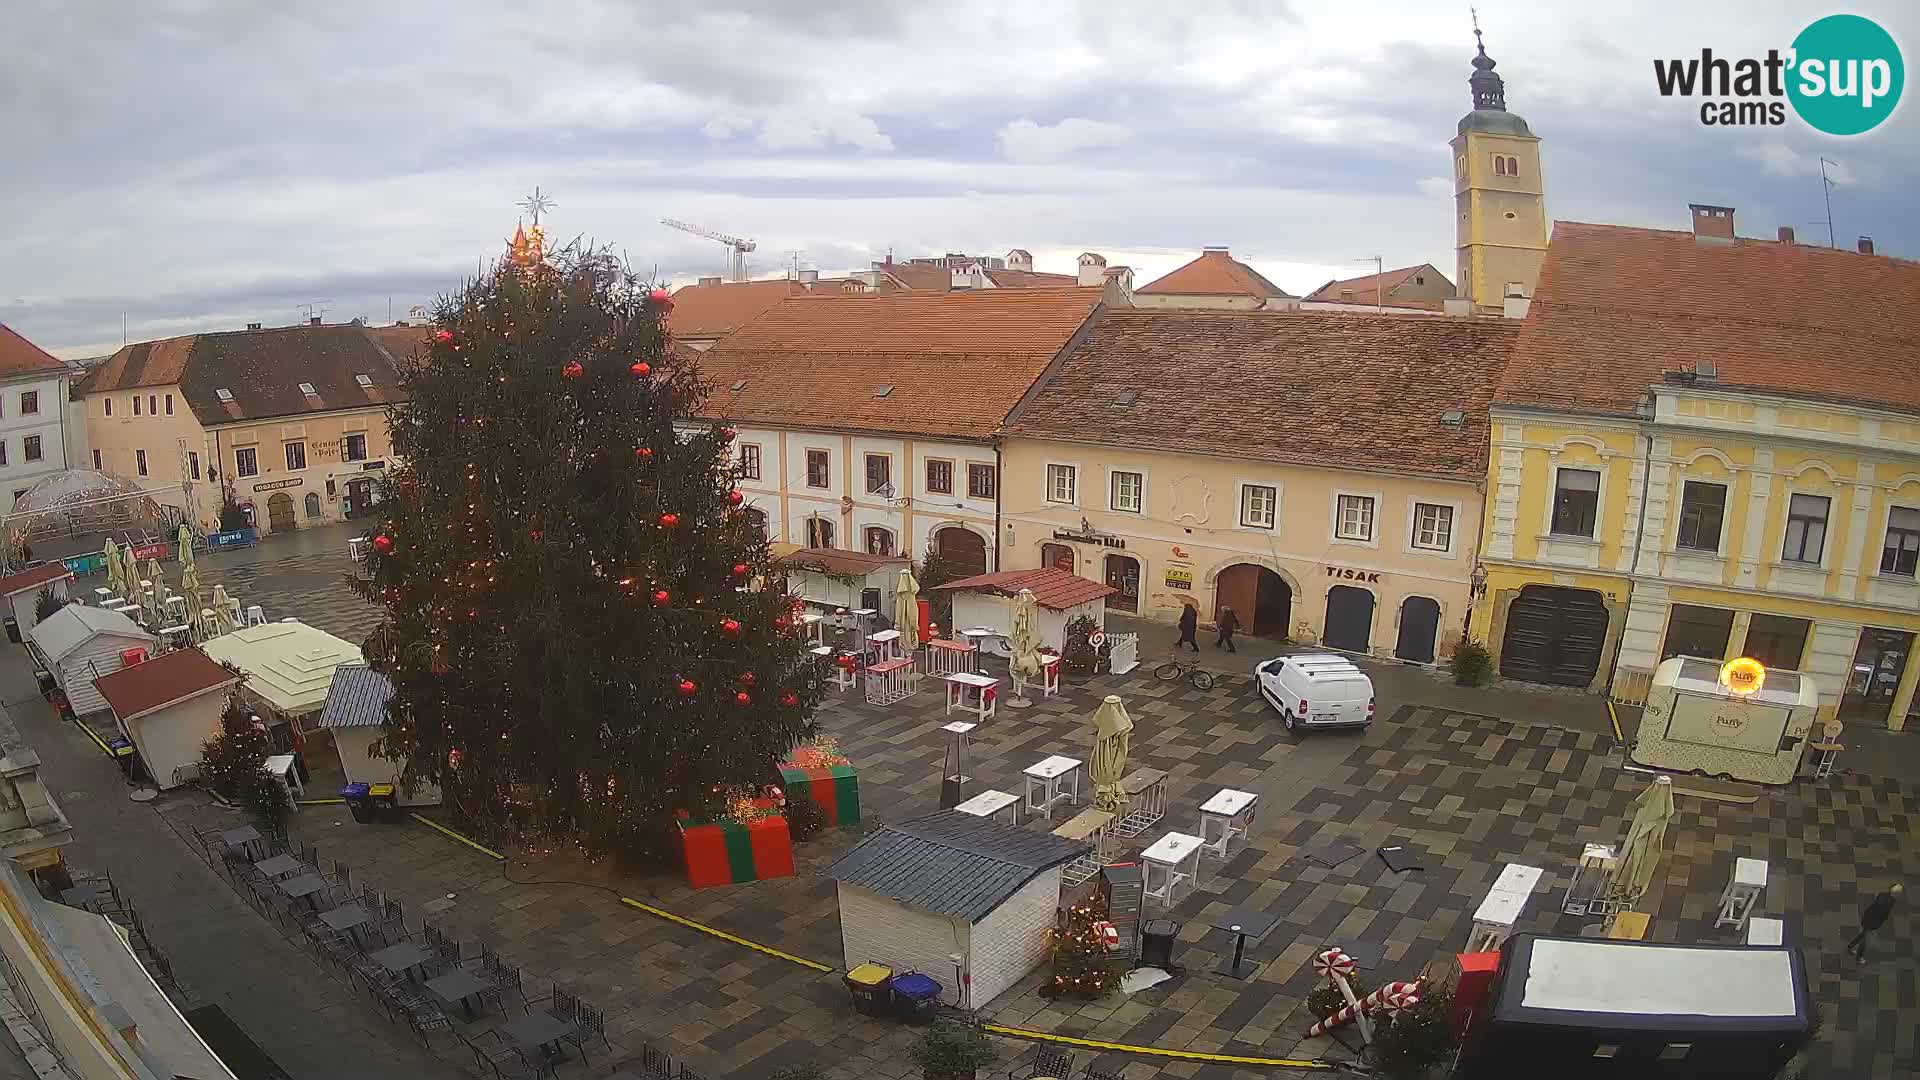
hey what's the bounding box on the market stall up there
[775,548,909,615]
[28,606,157,717]
[201,619,363,755]
[317,664,439,806]
[932,568,1115,656]
[828,809,1090,1010]
[94,648,240,790]
[1630,657,1819,785]
[0,564,74,643]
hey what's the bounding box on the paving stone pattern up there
[138,533,1918,1079]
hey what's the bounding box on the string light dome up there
[4,470,169,543]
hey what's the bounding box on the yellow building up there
[1451,29,1547,314]
[1471,208,1920,730]
[1002,309,1516,662]
[79,322,422,533]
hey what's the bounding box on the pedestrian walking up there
[1215,605,1239,653]
[1849,883,1902,961]
[1175,603,1200,652]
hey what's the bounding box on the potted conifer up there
[908,1023,995,1080]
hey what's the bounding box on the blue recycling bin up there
[889,971,942,1024]
[341,783,372,824]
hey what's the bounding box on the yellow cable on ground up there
[408,812,506,860]
[618,897,835,972]
[297,798,345,806]
[982,1025,1333,1069]
[70,716,113,756]
[1607,699,1624,744]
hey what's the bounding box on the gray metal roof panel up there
[318,665,393,728]
[828,810,1090,922]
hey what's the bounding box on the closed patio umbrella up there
[210,585,237,636]
[1612,775,1675,907]
[103,538,123,598]
[1007,588,1043,708]
[892,568,920,654]
[177,523,195,574]
[1089,694,1134,816]
[120,545,142,604]
[180,561,207,640]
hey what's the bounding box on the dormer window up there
[355,373,374,388]
[215,388,234,403]
[298,382,317,395]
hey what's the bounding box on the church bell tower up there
[1450,26,1547,314]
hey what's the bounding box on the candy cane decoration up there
[1313,948,1357,981]
[1313,948,1372,1043]
[1307,978,1425,1038]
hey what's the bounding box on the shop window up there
[1782,493,1830,564]
[1744,614,1810,670]
[1881,506,1920,577]
[1676,481,1727,552]
[1550,468,1601,537]
[1661,604,1734,662]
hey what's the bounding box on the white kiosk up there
[1631,657,1819,786]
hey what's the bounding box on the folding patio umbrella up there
[1007,588,1043,708]
[180,560,207,641]
[103,538,124,598]
[210,585,238,636]
[176,523,195,575]
[892,568,920,654]
[1089,694,1134,816]
[120,545,142,604]
[1612,775,1676,906]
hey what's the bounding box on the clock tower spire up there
[1449,18,1547,314]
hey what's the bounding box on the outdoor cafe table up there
[502,1011,577,1061]
[369,942,434,981]
[223,825,264,859]
[320,902,374,946]
[254,853,302,879]
[279,873,328,912]
[944,672,998,722]
[425,970,493,1020]
[1210,907,1281,981]
[1022,755,1084,821]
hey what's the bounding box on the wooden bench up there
[1606,911,1651,940]
[1054,808,1115,889]
[1110,768,1168,839]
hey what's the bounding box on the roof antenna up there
[1819,157,1839,247]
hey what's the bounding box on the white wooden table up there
[953,789,1019,825]
[1467,863,1544,952]
[801,611,825,648]
[1715,857,1768,930]
[1198,788,1258,859]
[1023,755,1084,820]
[1141,831,1205,906]
[1746,915,1785,946]
[924,638,976,678]
[868,628,902,663]
[94,588,113,605]
[944,672,998,721]
[864,657,915,706]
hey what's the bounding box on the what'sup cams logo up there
[1654,14,1904,135]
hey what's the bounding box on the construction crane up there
[660,219,757,282]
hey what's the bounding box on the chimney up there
[1443,297,1472,317]
[1858,236,1875,255]
[1202,246,1230,255]
[798,269,819,285]
[698,275,722,286]
[246,322,263,331]
[1076,252,1108,287]
[1689,203,1736,245]
[1777,226,1795,245]
[1502,283,1531,320]
[308,315,322,326]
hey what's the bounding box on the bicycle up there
[1152,656,1215,691]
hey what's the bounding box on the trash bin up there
[367,783,402,823]
[844,962,893,1017]
[889,971,943,1024]
[4,617,19,644]
[106,736,137,779]
[341,783,372,824]
[33,670,55,697]
[1140,919,1179,970]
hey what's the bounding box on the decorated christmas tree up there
[354,221,820,860]
[1041,892,1119,998]
[200,682,290,828]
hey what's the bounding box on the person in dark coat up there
[1215,605,1240,653]
[1175,604,1200,652]
[1849,883,1902,961]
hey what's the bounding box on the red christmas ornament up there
[434,329,453,343]
[677,678,698,698]
[651,589,671,608]
[738,671,757,688]
[780,691,800,708]
[717,426,736,442]
[372,533,394,554]
[658,512,680,528]
[562,360,585,379]
[630,361,651,377]
[635,446,654,460]
[734,691,752,706]
[448,748,463,768]
[649,288,674,309]
[720,618,742,638]
[836,654,856,670]
[732,563,750,579]
[772,615,790,631]
[727,490,744,507]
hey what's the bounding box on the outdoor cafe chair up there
[548,986,580,1025]
[1009,1045,1075,1080]
[402,998,454,1048]
[482,965,530,1016]
[324,860,350,894]
[560,1003,609,1061]
[377,897,408,944]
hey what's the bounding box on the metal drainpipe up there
[992,441,1004,573]
[1603,418,1656,699]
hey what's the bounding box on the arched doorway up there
[1104,554,1140,613]
[935,526,987,577]
[1040,542,1075,573]
[1324,586,1375,653]
[1395,596,1442,663]
[304,492,323,520]
[1214,563,1292,638]
[1499,585,1608,687]
[267,492,296,533]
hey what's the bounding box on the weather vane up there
[518,187,556,227]
[1471,6,1482,44]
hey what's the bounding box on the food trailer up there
[1630,657,1819,785]
[1458,934,1810,1078]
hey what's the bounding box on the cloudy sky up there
[6,0,1916,357]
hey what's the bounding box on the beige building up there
[1451,32,1547,313]
[79,322,420,533]
[1132,248,1294,311]
[1002,309,1516,662]
[1305,264,1455,310]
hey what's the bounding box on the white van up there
[1255,653,1374,732]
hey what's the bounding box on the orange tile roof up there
[0,323,68,377]
[878,263,955,291]
[696,287,1106,441]
[932,567,1116,610]
[1136,249,1292,299]
[1006,309,1516,480]
[775,548,910,576]
[986,269,1078,288]
[670,279,808,339]
[363,324,433,366]
[84,325,408,425]
[1498,222,1920,417]
[1306,265,1445,304]
[95,647,239,722]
